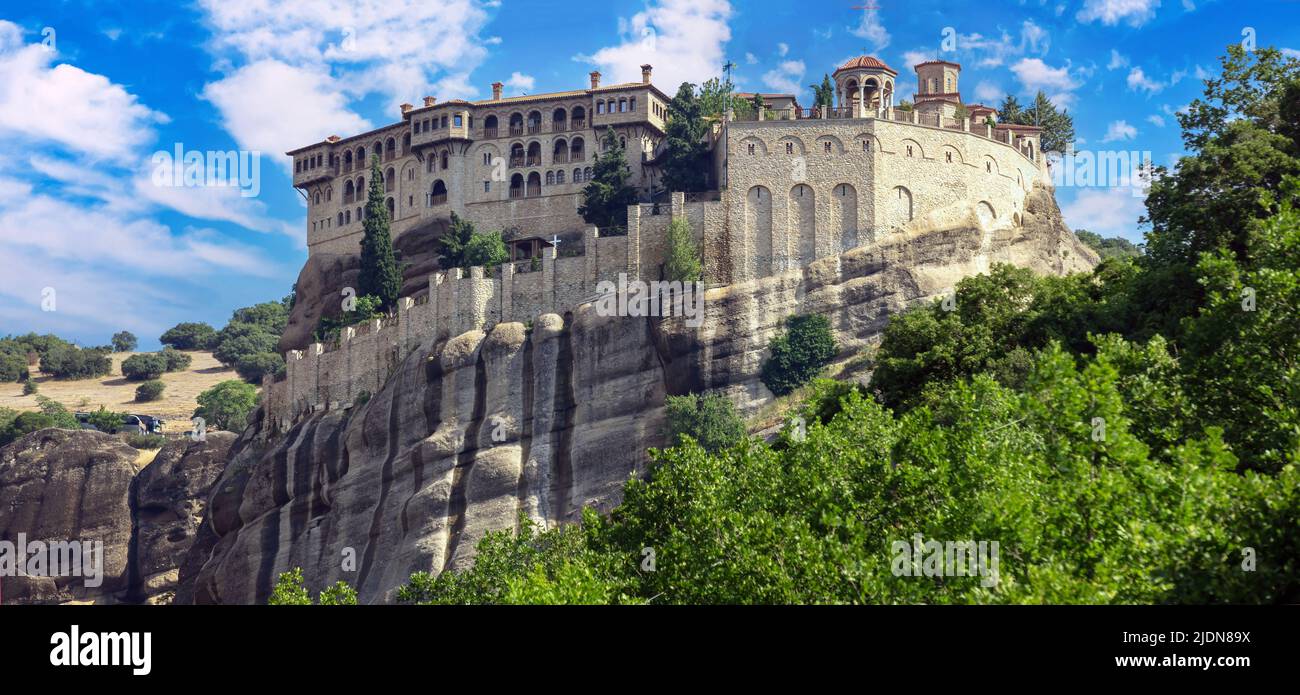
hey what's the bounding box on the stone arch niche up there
[746,185,772,279]
[833,183,858,251]
[977,200,997,228]
[891,185,913,229]
[789,183,816,267]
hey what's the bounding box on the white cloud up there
[1282,48,1300,60]
[974,80,1003,103]
[1061,187,1147,237]
[1146,114,1166,127]
[581,0,731,92]
[1107,49,1129,70]
[1077,0,1162,27]
[778,42,789,57]
[1194,64,1213,80]
[745,52,758,65]
[1011,58,1081,93]
[902,50,937,69]
[1101,119,1138,142]
[848,8,890,52]
[505,72,535,94]
[0,21,167,163]
[202,60,371,170]
[1126,66,1165,94]
[762,60,806,95]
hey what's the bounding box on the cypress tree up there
[357,155,402,310]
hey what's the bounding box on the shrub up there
[760,314,837,396]
[22,379,38,395]
[212,323,279,367]
[111,331,138,352]
[86,406,126,434]
[161,347,192,372]
[664,217,702,282]
[160,322,217,350]
[462,230,509,269]
[664,392,746,453]
[40,345,112,380]
[235,352,284,383]
[121,353,168,381]
[125,434,166,450]
[315,294,384,343]
[194,380,259,432]
[0,348,28,382]
[135,380,166,402]
[269,567,358,605]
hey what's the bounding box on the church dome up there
[833,56,896,75]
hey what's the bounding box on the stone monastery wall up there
[265,116,1047,429]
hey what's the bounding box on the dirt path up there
[0,351,239,433]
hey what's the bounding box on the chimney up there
[590,71,601,89]
[640,64,653,84]
[422,96,436,107]
[491,82,503,100]
[326,135,340,143]
[400,103,413,114]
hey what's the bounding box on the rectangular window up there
[484,181,490,192]
[597,102,604,114]
[441,116,448,128]
[454,115,463,127]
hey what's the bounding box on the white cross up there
[549,234,562,248]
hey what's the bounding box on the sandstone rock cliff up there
[0,429,232,604]
[184,185,1096,604]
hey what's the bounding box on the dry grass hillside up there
[0,351,237,433]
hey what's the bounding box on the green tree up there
[463,230,509,269]
[760,314,837,396]
[40,345,112,380]
[268,568,359,605]
[1076,230,1142,259]
[1002,90,1074,154]
[997,94,1022,123]
[578,127,637,231]
[160,322,217,350]
[809,74,834,110]
[661,82,710,193]
[664,392,746,453]
[86,406,125,433]
[135,380,165,403]
[161,347,192,372]
[357,155,402,311]
[663,217,702,282]
[121,353,168,381]
[111,331,137,352]
[235,352,284,383]
[194,379,259,432]
[436,211,475,270]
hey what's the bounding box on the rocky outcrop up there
[280,218,451,353]
[185,186,1097,604]
[0,429,232,604]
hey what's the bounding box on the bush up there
[40,345,112,380]
[22,379,37,395]
[160,322,217,350]
[161,347,192,372]
[760,314,837,396]
[269,567,358,605]
[664,217,702,282]
[34,396,79,429]
[125,433,166,450]
[235,352,284,383]
[315,294,385,343]
[121,353,168,381]
[111,331,138,352]
[212,323,279,367]
[135,380,165,402]
[0,348,28,382]
[86,406,126,434]
[194,380,259,432]
[664,392,746,453]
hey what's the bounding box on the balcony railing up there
[509,125,524,136]
[482,127,498,138]
[570,153,585,162]
[553,153,569,164]
[527,123,542,134]
[571,119,586,130]
[526,156,541,167]
[430,193,447,206]
[509,156,525,168]
[552,122,568,133]
[509,187,524,199]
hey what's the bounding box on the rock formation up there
[183,186,1096,604]
[0,429,232,604]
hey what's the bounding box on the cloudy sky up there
[1,0,1297,348]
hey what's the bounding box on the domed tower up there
[913,60,963,121]
[832,56,897,117]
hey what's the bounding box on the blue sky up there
[1,0,1297,349]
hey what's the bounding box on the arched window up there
[402,133,411,155]
[546,171,555,185]
[573,167,582,183]
[345,210,351,224]
[552,107,567,131]
[526,171,542,197]
[313,191,320,205]
[385,167,395,192]
[426,156,434,173]
[385,138,395,160]
[510,142,525,167]
[386,197,395,216]
[430,180,447,205]
[337,212,344,226]
[527,110,542,134]
[374,141,383,161]
[571,137,585,162]
[440,151,449,170]
[509,113,524,136]
[356,176,365,195]
[484,114,499,137]
[344,179,355,203]
[556,169,565,184]
[357,147,366,165]
[584,166,592,180]
[526,141,541,166]
[572,106,586,127]
[509,173,524,198]
[343,150,353,173]
[553,138,568,163]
